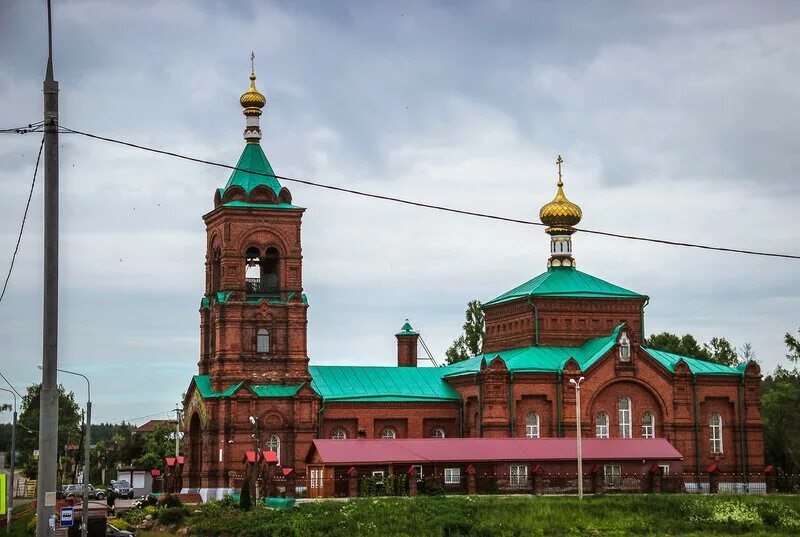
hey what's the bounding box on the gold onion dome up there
[240,72,266,114]
[539,156,582,228]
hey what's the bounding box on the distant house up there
[136,420,177,433]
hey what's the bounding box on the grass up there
[169,494,800,537]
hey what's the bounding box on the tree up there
[134,424,178,470]
[18,384,81,462]
[239,477,252,510]
[446,300,485,365]
[786,327,800,363]
[644,332,712,361]
[703,337,740,367]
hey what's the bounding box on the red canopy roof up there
[308,438,682,465]
[243,450,279,464]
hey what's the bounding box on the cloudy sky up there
[1,0,798,424]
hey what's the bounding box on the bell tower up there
[199,60,310,387]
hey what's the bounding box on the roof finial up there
[250,51,255,76]
[556,154,564,187]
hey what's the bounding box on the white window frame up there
[658,464,670,476]
[380,427,397,439]
[619,396,632,438]
[525,412,540,438]
[709,413,723,454]
[431,427,446,439]
[256,328,270,353]
[310,468,323,489]
[604,464,621,487]
[444,468,461,485]
[619,332,631,361]
[642,411,655,439]
[412,464,423,481]
[371,470,385,484]
[266,434,280,464]
[331,428,347,440]
[509,464,528,486]
[596,411,609,438]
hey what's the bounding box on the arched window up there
[525,412,540,438]
[709,413,723,454]
[211,247,221,292]
[263,247,279,292]
[331,428,347,440]
[256,328,270,353]
[431,427,446,439]
[619,332,631,361]
[596,411,609,438]
[266,434,281,464]
[380,427,397,439]
[642,411,655,438]
[619,397,632,438]
[245,247,261,293]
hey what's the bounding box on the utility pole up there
[174,405,182,458]
[37,0,60,535]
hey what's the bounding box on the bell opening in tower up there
[245,246,280,297]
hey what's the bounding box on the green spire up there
[397,319,418,335]
[224,143,283,197]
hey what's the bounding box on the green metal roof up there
[221,201,301,209]
[396,320,418,336]
[642,348,743,376]
[224,143,282,197]
[484,267,647,306]
[192,376,304,399]
[443,325,623,377]
[308,366,460,402]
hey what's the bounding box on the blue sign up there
[60,507,74,527]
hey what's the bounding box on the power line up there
[0,121,44,134]
[0,137,45,305]
[0,371,24,398]
[45,125,800,261]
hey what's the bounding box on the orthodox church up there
[181,67,763,499]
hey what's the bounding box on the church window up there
[525,412,540,438]
[642,411,655,438]
[263,247,280,291]
[709,413,723,454]
[619,397,632,438]
[619,332,631,361]
[509,464,527,486]
[444,468,460,485]
[380,427,397,439]
[331,428,347,440]
[266,434,281,464]
[596,411,609,438]
[256,328,270,353]
[432,427,446,439]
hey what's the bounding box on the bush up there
[107,518,130,531]
[359,476,377,497]
[420,478,444,496]
[159,507,189,526]
[159,494,183,508]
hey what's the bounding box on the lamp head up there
[249,416,256,425]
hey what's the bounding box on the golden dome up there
[539,156,582,228]
[240,72,266,113]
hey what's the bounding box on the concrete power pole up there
[37,1,60,535]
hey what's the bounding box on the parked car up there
[60,483,105,500]
[108,480,134,499]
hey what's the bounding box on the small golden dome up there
[240,72,266,113]
[539,156,582,228]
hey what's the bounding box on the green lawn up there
[170,494,800,537]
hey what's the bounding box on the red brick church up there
[181,68,763,499]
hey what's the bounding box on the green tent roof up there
[191,375,304,399]
[308,366,460,402]
[642,348,743,376]
[224,143,282,197]
[443,325,623,377]
[484,267,647,306]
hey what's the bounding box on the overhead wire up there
[0,137,45,305]
[56,125,800,261]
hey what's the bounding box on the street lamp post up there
[42,366,90,537]
[0,389,16,535]
[569,376,585,500]
[249,416,260,500]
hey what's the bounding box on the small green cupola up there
[396,319,419,335]
[213,55,295,209]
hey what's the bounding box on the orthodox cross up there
[251,51,255,74]
[556,155,564,186]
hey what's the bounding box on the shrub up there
[107,518,130,531]
[159,494,183,508]
[420,478,444,496]
[26,515,36,536]
[240,477,252,510]
[359,476,377,497]
[159,507,189,526]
